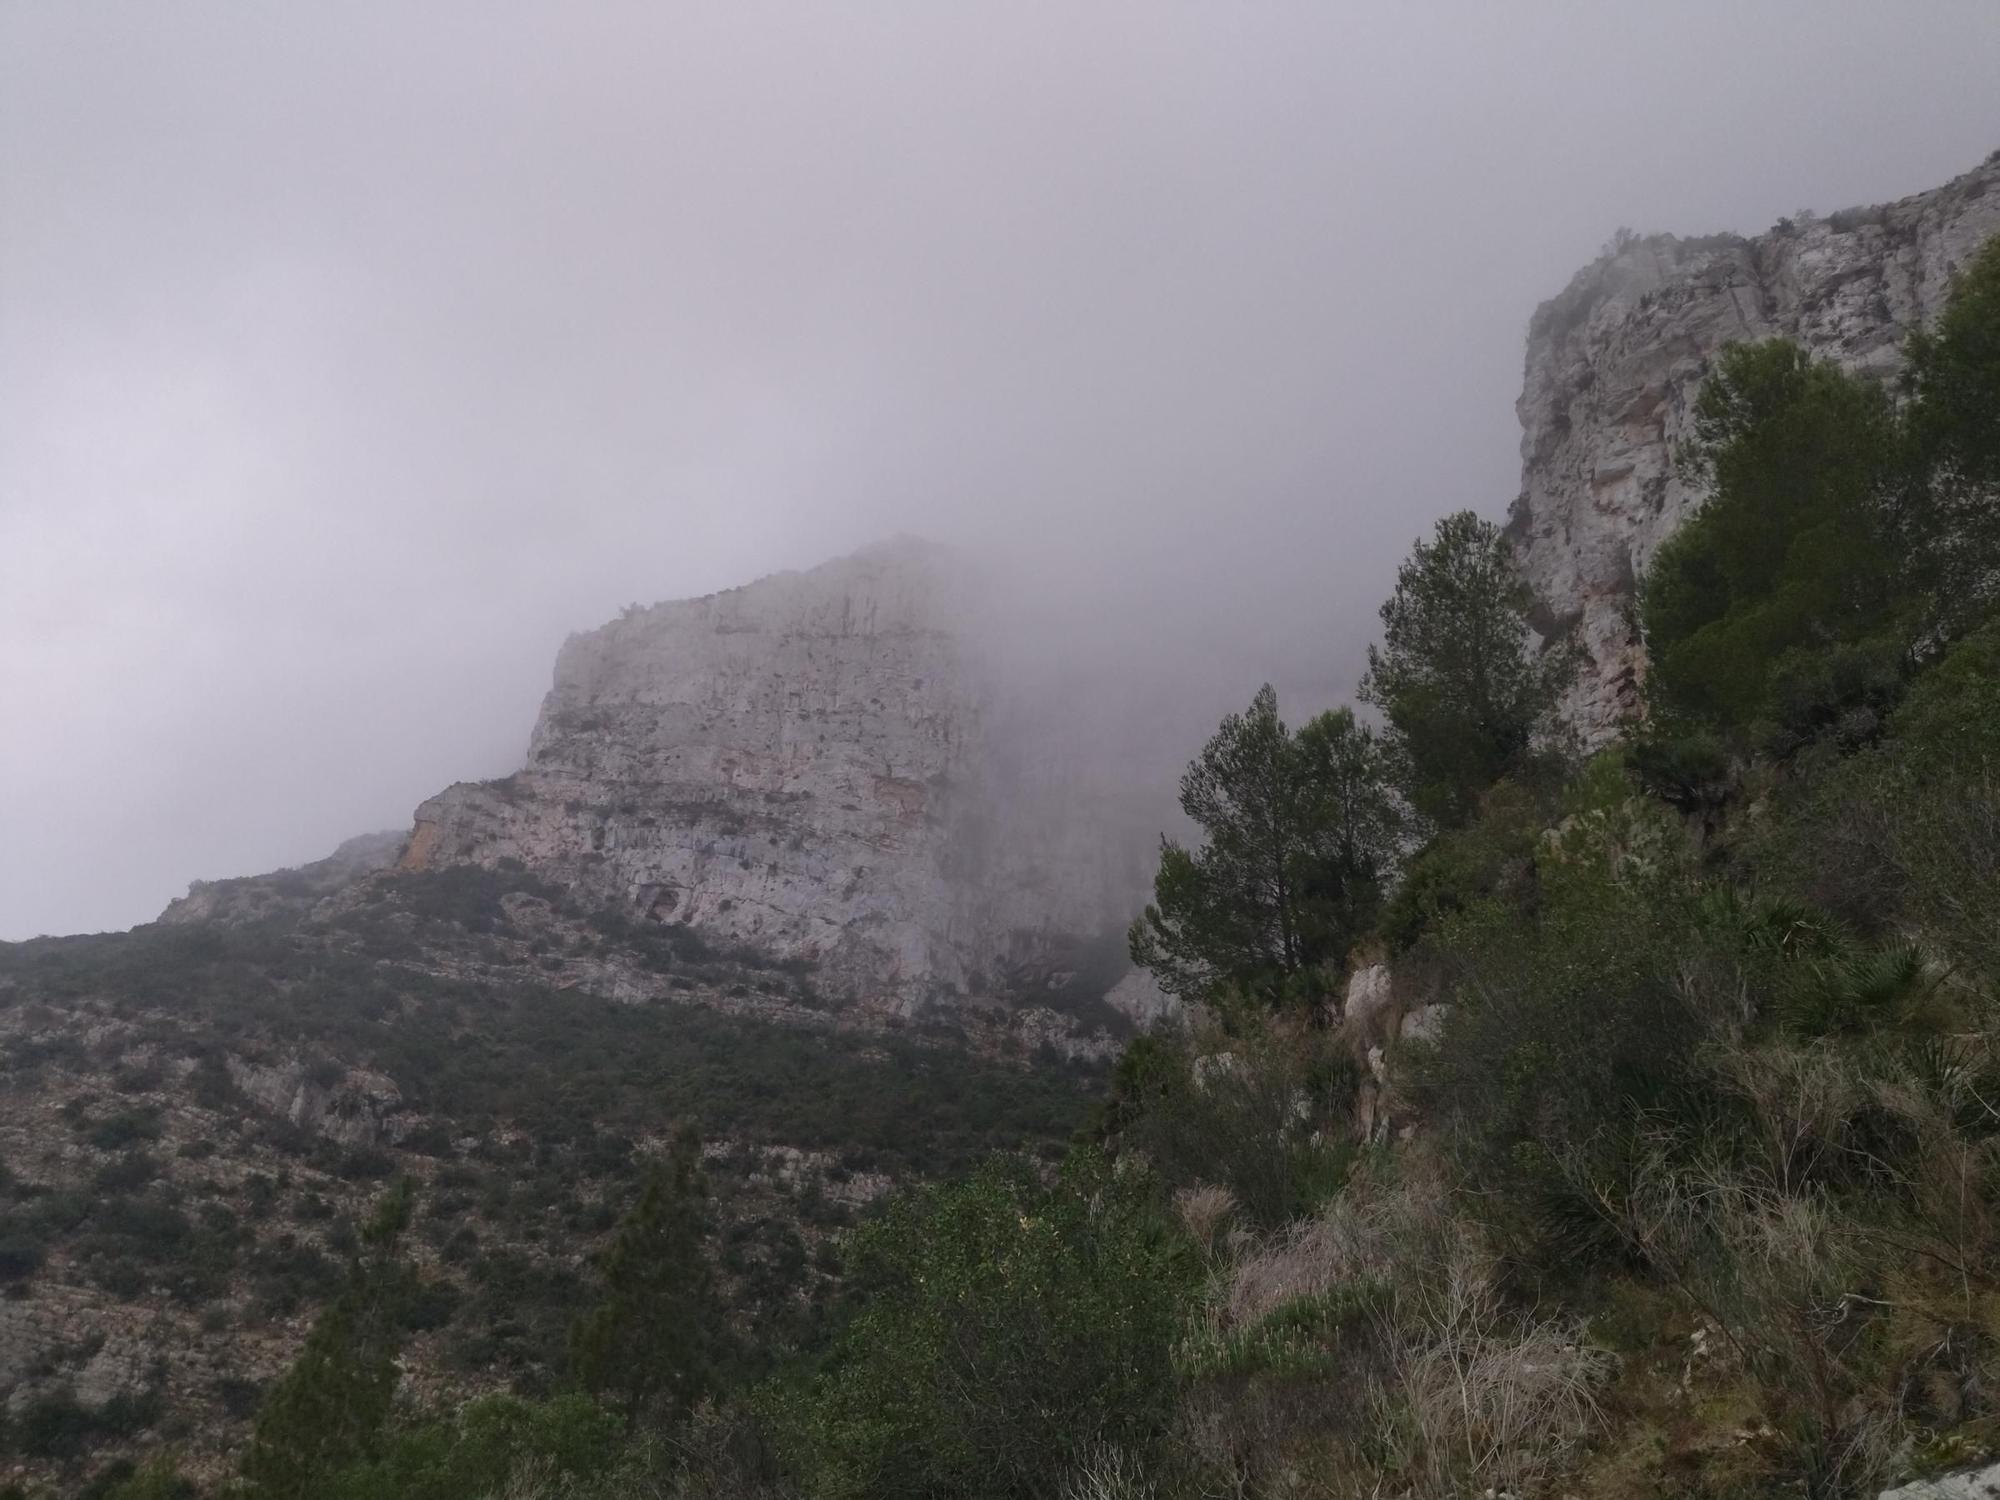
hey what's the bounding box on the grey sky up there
[4,3,1997,939]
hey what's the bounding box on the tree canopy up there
[238,1181,415,1499]
[1640,340,1901,731]
[569,1123,724,1426]
[1359,510,1572,828]
[1128,687,1399,1007]
[770,1152,1192,1499]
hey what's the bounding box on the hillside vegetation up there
[6,241,1997,1500]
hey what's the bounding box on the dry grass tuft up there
[1174,1183,1238,1260]
[1059,1445,1157,1500]
[1386,1241,1615,1498]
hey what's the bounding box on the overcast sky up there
[3,3,1996,939]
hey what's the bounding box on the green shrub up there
[97,1455,197,1500]
[0,1236,43,1284]
[94,1150,162,1193]
[1409,799,1725,1265]
[1749,614,2000,984]
[86,1109,163,1151]
[4,1385,161,1460]
[1377,780,1546,952]
[316,1393,622,1500]
[1757,637,1905,758]
[1645,247,2000,741]
[1097,1020,1356,1229]
[1628,730,1733,814]
[769,1151,1195,1499]
[1641,340,1903,732]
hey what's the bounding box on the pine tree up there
[569,1124,721,1425]
[1129,688,1399,1006]
[238,1179,413,1498]
[1360,510,1573,828]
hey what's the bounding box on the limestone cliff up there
[399,538,1154,1008]
[1510,150,2000,740]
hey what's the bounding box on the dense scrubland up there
[7,239,1998,1500]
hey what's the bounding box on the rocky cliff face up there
[1510,151,2000,740]
[400,539,1154,1009]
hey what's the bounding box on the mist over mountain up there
[5,9,2000,1500]
[6,3,1999,939]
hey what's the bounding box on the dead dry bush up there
[1169,1164,1445,1497]
[1380,1238,1614,1499]
[1589,1136,1894,1494]
[1059,1445,1158,1500]
[1175,1184,1239,1262]
[1707,1040,1863,1196]
[1210,1149,1456,1329]
[1178,1154,1620,1499]
[1218,1208,1370,1330]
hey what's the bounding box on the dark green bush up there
[1757,636,1906,759]
[97,1455,197,1500]
[1749,613,2000,982]
[5,1385,161,1460]
[1098,1022,1355,1229]
[1641,340,1902,732]
[86,1110,163,1151]
[310,1394,622,1500]
[1377,780,1546,952]
[94,1150,162,1193]
[0,1237,43,1284]
[1409,805,1729,1267]
[1628,731,1734,814]
[770,1152,1195,1499]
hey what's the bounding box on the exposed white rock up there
[1192,1052,1242,1091]
[1881,1462,2000,1499]
[1104,968,1176,1028]
[225,1055,411,1147]
[1511,151,2000,741]
[1343,963,1394,1027]
[399,539,1157,1008]
[1398,1003,1449,1045]
[74,1336,152,1408]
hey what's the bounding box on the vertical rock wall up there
[1510,151,2000,740]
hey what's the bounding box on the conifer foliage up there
[1128,689,1399,1007]
[237,1180,415,1499]
[569,1123,723,1425]
[1641,237,2000,742]
[1360,510,1573,829]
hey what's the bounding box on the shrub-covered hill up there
[0,870,1106,1493]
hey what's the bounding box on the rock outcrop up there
[1510,150,2000,740]
[223,1055,412,1147]
[1881,1462,2000,1500]
[159,830,404,926]
[399,539,1155,1009]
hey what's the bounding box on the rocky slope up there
[0,896,1105,1490]
[1510,149,2000,740]
[395,538,1158,1013]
